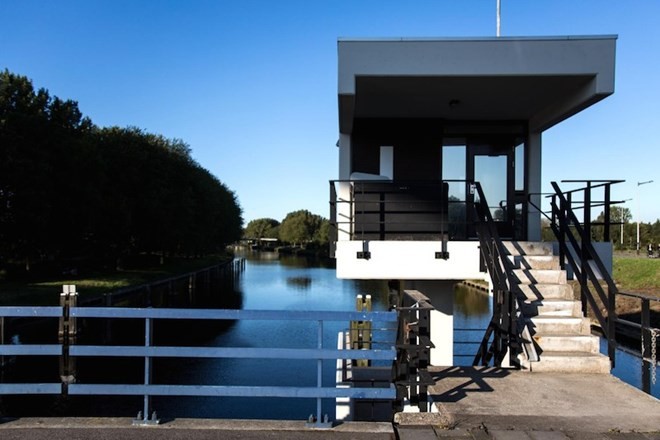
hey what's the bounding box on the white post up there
[636,180,654,254]
[620,208,624,246]
[496,0,501,37]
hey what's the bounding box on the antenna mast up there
[496,0,501,37]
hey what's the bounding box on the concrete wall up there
[335,240,487,281]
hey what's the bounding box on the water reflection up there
[454,284,490,317]
[286,276,312,289]
[453,284,491,366]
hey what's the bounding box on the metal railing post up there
[307,319,331,428]
[604,183,611,242]
[608,288,617,368]
[59,285,77,391]
[641,299,651,394]
[134,315,159,425]
[0,316,4,368]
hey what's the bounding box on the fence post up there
[641,298,651,394]
[306,319,331,428]
[352,295,372,367]
[59,285,78,391]
[607,289,617,368]
[0,316,4,368]
[134,316,159,425]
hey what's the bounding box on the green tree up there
[0,70,243,276]
[244,218,280,240]
[279,210,327,247]
[0,69,93,269]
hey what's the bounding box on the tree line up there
[0,70,242,278]
[243,210,329,248]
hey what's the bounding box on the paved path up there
[0,418,395,439]
[397,425,660,439]
[395,366,660,439]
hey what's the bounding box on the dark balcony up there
[330,180,473,245]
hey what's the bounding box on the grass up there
[0,255,232,306]
[612,256,660,293]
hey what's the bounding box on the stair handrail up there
[549,180,622,368]
[547,181,620,364]
[471,182,538,367]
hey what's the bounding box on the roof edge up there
[338,35,618,43]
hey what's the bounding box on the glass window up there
[515,142,525,191]
[442,144,466,200]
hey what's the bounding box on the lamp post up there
[636,180,654,254]
[619,198,632,247]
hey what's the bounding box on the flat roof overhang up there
[338,36,617,134]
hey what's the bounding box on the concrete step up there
[511,255,560,270]
[513,269,566,285]
[527,316,590,335]
[516,283,574,301]
[503,241,553,256]
[531,351,611,374]
[522,299,581,317]
[532,334,600,353]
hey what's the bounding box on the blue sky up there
[1,1,659,224]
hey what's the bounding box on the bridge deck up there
[396,366,660,434]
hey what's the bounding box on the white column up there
[336,134,352,241]
[527,131,542,241]
[338,133,351,180]
[380,146,393,179]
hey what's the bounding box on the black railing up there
[329,180,472,246]
[471,182,538,367]
[393,290,435,413]
[526,180,659,394]
[616,291,659,394]
[539,181,621,365]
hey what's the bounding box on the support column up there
[336,133,353,241]
[527,131,542,241]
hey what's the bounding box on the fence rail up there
[0,303,398,427]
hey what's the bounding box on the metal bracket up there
[305,413,333,429]
[132,411,160,426]
[435,251,449,260]
[357,241,371,260]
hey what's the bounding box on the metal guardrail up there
[527,180,659,395]
[329,179,468,244]
[0,304,397,427]
[471,182,538,367]
[81,258,246,307]
[614,290,659,393]
[548,180,621,364]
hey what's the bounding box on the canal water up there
[1,251,657,419]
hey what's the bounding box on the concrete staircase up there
[504,241,610,374]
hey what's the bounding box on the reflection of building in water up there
[286,276,312,289]
[454,284,490,318]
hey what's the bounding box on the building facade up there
[331,36,617,365]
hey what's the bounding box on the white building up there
[331,36,617,366]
